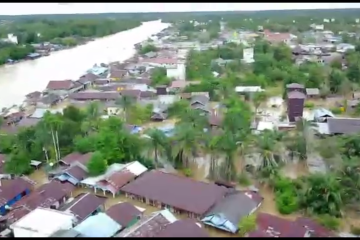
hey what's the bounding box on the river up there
[0,20,169,109]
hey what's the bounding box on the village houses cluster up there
[0,20,358,238]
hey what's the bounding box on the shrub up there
[330,107,342,115]
[237,173,251,186]
[351,226,360,236]
[275,191,299,214]
[304,102,315,109]
[316,214,340,231]
[238,214,257,237]
[183,168,192,177]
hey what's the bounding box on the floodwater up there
[0,20,169,109]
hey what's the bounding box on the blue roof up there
[74,213,122,237]
[313,108,334,119]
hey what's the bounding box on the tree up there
[87,151,107,176]
[4,151,32,176]
[116,96,135,123]
[252,92,268,113]
[238,214,257,237]
[328,69,346,93]
[139,44,157,54]
[145,128,167,168]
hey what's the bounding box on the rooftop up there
[10,208,75,237]
[121,170,228,215]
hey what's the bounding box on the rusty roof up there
[117,212,171,237]
[66,165,87,180]
[59,152,83,165]
[46,80,73,90]
[156,219,209,237]
[287,83,305,89]
[121,170,227,215]
[106,202,142,227]
[107,170,136,193]
[61,193,106,222]
[0,178,33,206]
[120,89,141,98]
[69,92,120,101]
[109,69,128,79]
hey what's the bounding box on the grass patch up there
[304,102,315,109]
[266,84,283,97]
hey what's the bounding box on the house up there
[37,93,62,108]
[106,202,143,229]
[263,30,291,44]
[69,92,120,102]
[116,209,177,237]
[45,80,83,96]
[190,95,210,114]
[28,108,63,119]
[313,108,334,123]
[0,154,11,180]
[169,80,200,93]
[156,219,209,237]
[108,69,128,81]
[58,152,91,167]
[151,106,168,121]
[166,62,186,80]
[353,91,360,100]
[287,91,306,122]
[95,161,148,197]
[10,208,76,237]
[56,165,88,186]
[1,181,75,225]
[24,91,42,105]
[336,43,355,53]
[121,170,228,218]
[92,79,110,86]
[2,111,24,125]
[202,190,263,233]
[0,178,33,215]
[60,192,106,223]
[326,117,360,135]
[247,213,310,237]
[306,88,320,98]
[286,83,305,94]
[155,85,168,95]
[102,101,121,116]
[74,212,122,237]
[142,58,178,69]
[78,72,100,85]
[120,89,141,101]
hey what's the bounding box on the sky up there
[0,3,360,15]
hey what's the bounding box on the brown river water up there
[0,20,169,109]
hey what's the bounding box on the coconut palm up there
[216,131,239,181]
[144,128,167,168]
[116,95,135,122]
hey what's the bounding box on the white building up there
[7,34,18,44]
[242,48,254,64]
[166,62,186,80]
[11,208,76,237]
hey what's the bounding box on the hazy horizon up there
[0,3,360,16]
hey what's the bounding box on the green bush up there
[330,107,342,115]
[275,191,299,214]
[238,173,251,186]
[183,168,192,177]
[316,214,340,231]
[351,226,360,236]
[304,102,315,109]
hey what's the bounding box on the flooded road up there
[0,20,169,109]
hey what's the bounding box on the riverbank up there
[0,20,169,109]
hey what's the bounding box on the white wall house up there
[166,63,186,80]
[11,208,76,237]
[242,48,254,64]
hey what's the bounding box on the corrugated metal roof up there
[30,108,63,119]
[74,213,121,237]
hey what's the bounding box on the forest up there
[0,18,141,64]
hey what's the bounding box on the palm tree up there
[116,95,135,122]
[203,133,221,180]
[145,128,167,168]
[252,92,268,114]
[172,124,201,169]
[216,132,238,181]
[43,112,62,162]
[252,130,286,171]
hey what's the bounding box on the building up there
[166,62,186,80]
[45,80,84,97]
[202,191,263,233]
[10,208,75,237]
[242,48,255,63]
[60,193,106,223]
[0,178,33,215]
[0,154,12,180]
[286,83,305,94]
[121,170,227,218]
[74,212,121,237]
[287,91,306,122]
[106,202,144,229]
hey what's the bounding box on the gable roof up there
[106,202,142,227]
[190,95,209,106]
[60,193,106,222]
[74,212,121,237]
[0,178,33,206]
[121,170,227,215]
[287,91,306,99]
[46,80,73,90]
[156,219,209,237]
[202,191,263,233]
[286,83,305,89]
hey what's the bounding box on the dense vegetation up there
[0,18,141,65]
